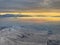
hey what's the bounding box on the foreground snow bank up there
[0,26,48,45]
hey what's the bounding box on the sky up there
[0,0,60,22]
[0,0,60,11]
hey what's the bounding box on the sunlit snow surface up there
[0,17,60,45]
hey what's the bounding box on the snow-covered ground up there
[0,17,60,45]
[0,26,48,45]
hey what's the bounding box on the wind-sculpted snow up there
[0,24,60,45]
[0,26,48,45]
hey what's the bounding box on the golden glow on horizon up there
[21,12,60,17]
[0,12,60,17]
[0,13,20,15]
[19,17,60,21]
[11,17,60,22]
[0,12,60,22]
[0,8,59,23]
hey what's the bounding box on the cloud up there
[0,14,32,17]
[50,0,60,9]
[0,0,60,11]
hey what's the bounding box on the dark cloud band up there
[0,0,60,11]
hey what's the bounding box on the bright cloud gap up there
[0,12,60,17]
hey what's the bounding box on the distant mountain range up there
[0,14,32,17]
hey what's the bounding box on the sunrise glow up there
[0,12,60,17]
